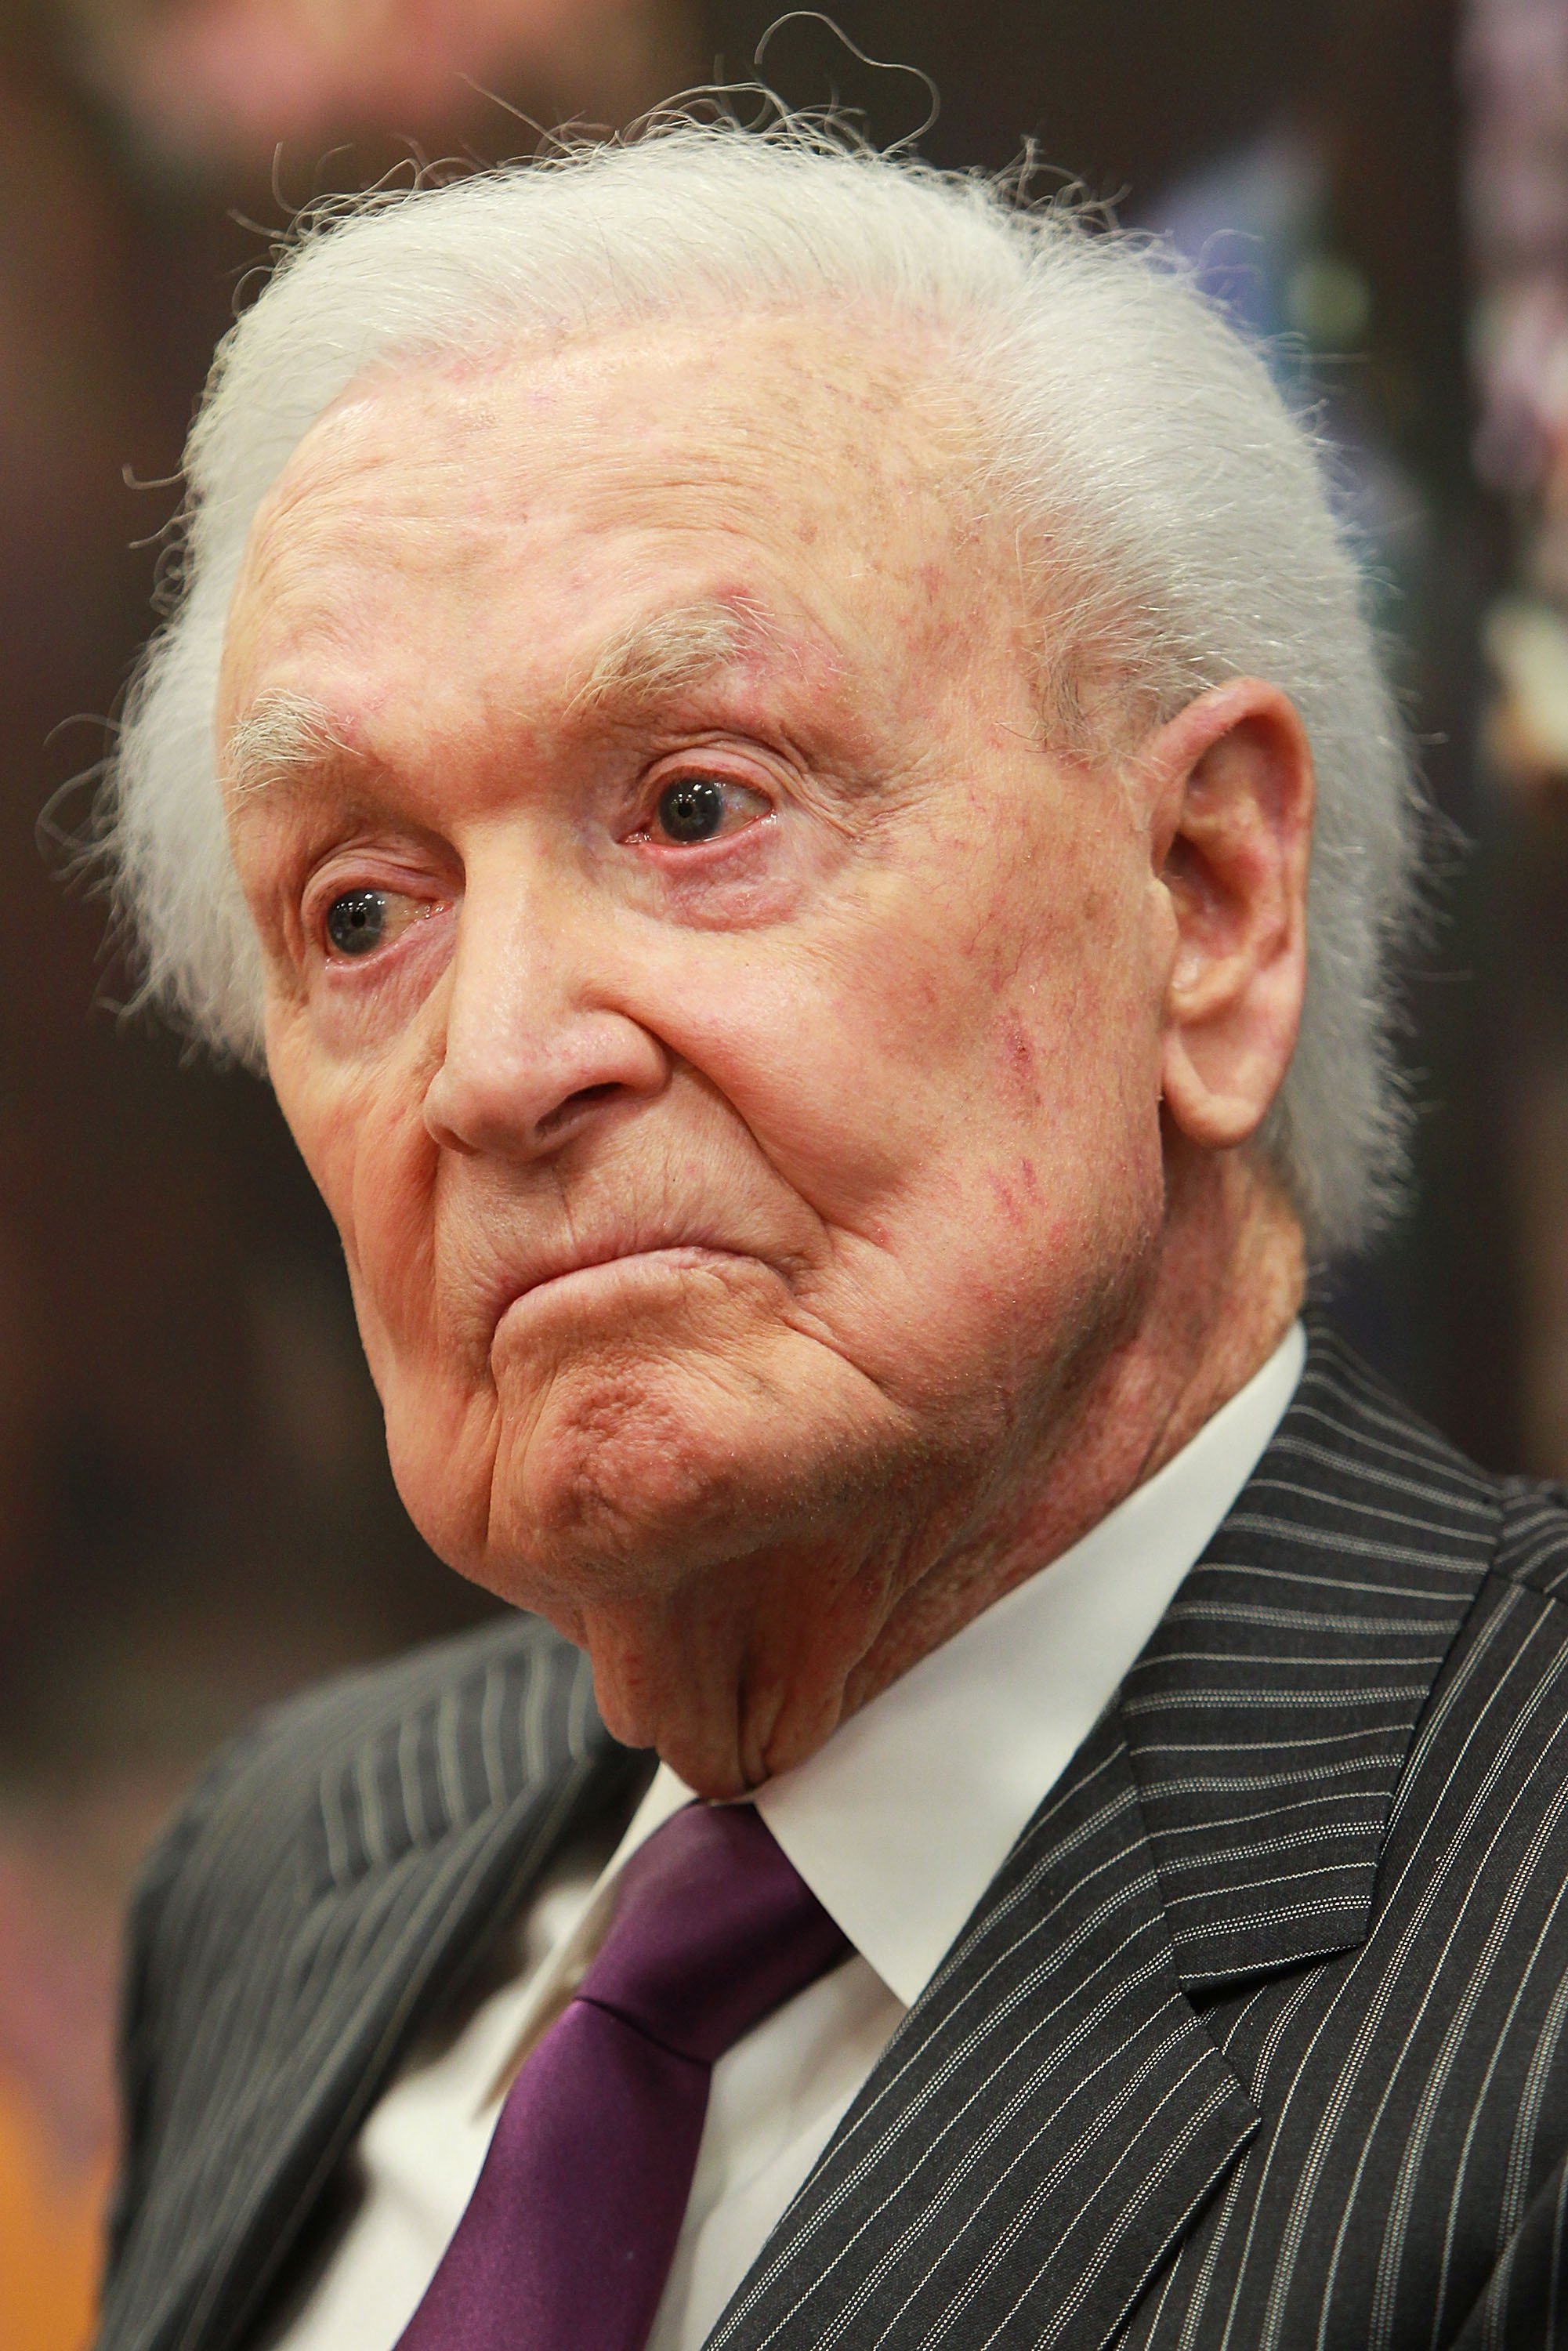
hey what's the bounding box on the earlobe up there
[1145,680,1314,1156]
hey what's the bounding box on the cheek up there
[268,1012,442,1377]
[979,796,1161,1082]
[628,819,1150,1249]
[632,938,922,1219]
[267,1008,352,1212]
[905,827,1166,1284]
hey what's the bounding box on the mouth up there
[492,1242,759,1331]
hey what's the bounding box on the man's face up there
[219,313,1174,1769]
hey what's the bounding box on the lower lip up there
[497,1245,751,1326]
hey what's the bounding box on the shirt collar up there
[583,1320,1305,2012]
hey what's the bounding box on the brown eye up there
[651,775,771,846]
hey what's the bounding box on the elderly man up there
[94,122,1568,2351]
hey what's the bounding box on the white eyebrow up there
[563,599,750,716]
[222,600,759,801]
[222,690,355,802]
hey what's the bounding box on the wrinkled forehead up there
[269,306,980,522]
[219,309,1003,720]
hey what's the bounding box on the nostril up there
[535,1081,624,1140]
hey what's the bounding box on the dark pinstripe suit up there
[95,1324,1568,2349]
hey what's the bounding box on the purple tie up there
[394,1801,850,2351]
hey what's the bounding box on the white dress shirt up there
[266,1323,1305,2351]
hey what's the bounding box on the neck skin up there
[846,1145,1303,1722]
[581,1145,1305,1799]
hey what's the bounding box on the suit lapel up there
[710,1715,1260,2351]
[1124,1320,1498,1990]
[107,1621,646,2351]
[711,1324,1499,2351]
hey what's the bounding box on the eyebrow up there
[562,598,751,716]
[223,690,356,804]
[223,599,758,802]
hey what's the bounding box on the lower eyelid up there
[648,818,773,856]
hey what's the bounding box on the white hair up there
[101,113,1421,1254]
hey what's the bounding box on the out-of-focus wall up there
[1463,0,1568,1476]
[0,2,1508,2342]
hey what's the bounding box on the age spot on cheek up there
[997,1011,1041,1111]
[986,1166,1032,1233]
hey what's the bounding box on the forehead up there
[219,310,997,738]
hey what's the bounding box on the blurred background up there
[0,0,1557,2338]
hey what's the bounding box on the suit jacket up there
[94,1322,1568,2351]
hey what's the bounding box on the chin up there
[473,1344,811,1605]
[390,1279,913,1618]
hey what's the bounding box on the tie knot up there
[578,1802,849,2064]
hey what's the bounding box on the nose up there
[422,869,668,1161]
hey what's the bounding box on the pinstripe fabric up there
[98,1618,650,2351]
[704,1716,1263,2351]
[95,1324,1568,2351]
[1106,1453,1568,2351]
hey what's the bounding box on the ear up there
[1141,679,1314,1154]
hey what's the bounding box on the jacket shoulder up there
[127,1608,595,1940]
[231,1607,578,1773]
[1491,1474,1568,1603]
[1303,1324,1568,1612]
[103,1613,625,2336]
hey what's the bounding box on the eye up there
[650,773,771,846]
[322,887,433,960]
[326,889,390,956]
